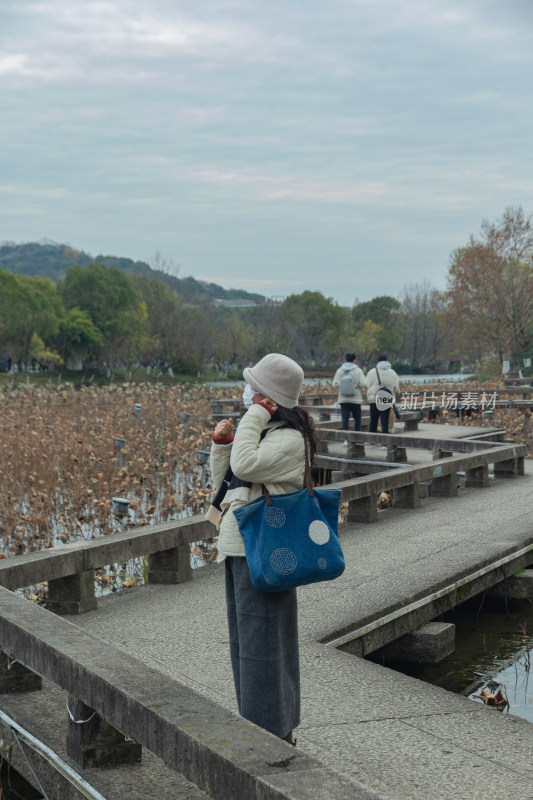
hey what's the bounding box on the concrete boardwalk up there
[322,420,504,470]
[73,445,533,800]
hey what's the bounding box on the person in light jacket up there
[332,353,367,433]
[209,353,317,745]
[365,354,400,433]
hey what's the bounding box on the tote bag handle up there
[262,436,313,506]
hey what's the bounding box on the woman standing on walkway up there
[208,353,317,744]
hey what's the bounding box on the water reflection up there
[369,596,533,723]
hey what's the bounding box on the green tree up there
[130,275,182,366]
[281,291,346,362]
[59,263,144,369]
[130,274,215,371]
[238,304,286,360]
[0,269,63,363]
[55,307,104,368]
[174,305,213,371]
[29,333,63,373]
[352,296,401,358]
[352,320,382,368]
[0,268,26,359]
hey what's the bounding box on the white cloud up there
[188,168,387,202]
[1,0,321,88]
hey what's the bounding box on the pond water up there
[370,596,533,723]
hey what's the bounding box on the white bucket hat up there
[243,353,304,408]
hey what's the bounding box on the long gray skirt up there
[225,556,300,738]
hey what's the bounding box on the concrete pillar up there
[494,456,523,478]
[0,651,42,692]
[148,544,193,584]
[403,417,419,431]
[316,437,328,454]
[331,456,361,479]
[433,449,453,460]
[331,470,346,482]
[392,482,421,508]
[431,472,458,498]
[46,570,97,615]
[378,622,455,664]
[389,446,407,463]
[488,569,533,600]
[346,494,378,523]
[347,442,365,458]
[419,481,431,499]
[67,696,142,768]
[465,464,490,488]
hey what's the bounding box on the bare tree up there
[398,281,450,369]
[151,250,181,278]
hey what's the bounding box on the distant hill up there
[0,241,266,305]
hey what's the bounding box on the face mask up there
[242,383,255,407]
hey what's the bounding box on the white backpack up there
[338,369,357,396]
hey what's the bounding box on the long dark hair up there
[271,405,318,463]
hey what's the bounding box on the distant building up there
[212,299,259,308]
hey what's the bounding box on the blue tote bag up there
[233,454,344,592]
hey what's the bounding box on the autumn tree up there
[446,207,533,367]
[352,320,382,368]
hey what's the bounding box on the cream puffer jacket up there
[209,403,306,561]
[332,362,367,404]
[365,362,400,404]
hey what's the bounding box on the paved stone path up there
[74,444,533,800]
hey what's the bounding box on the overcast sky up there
[1,0,532,305]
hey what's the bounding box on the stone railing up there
[0,586,379,800]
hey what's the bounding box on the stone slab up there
[376,621,455,663]
[300,716,533,800]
